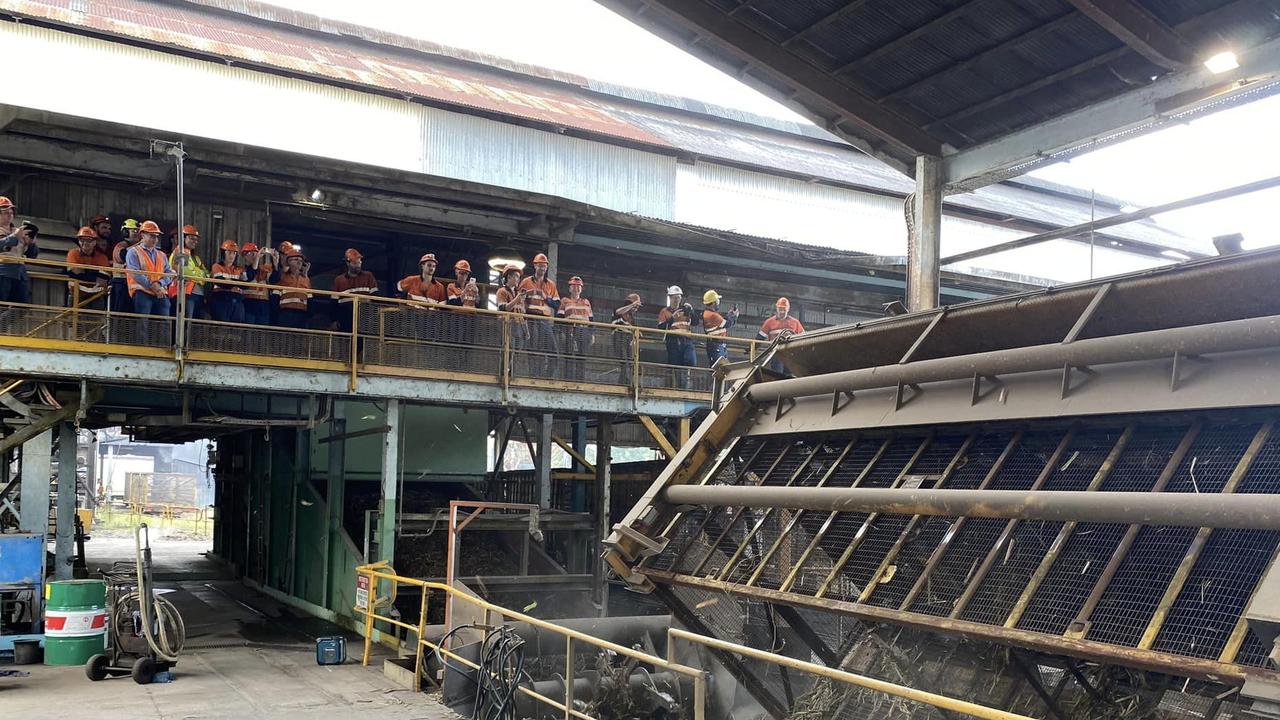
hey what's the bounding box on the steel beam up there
[648,569,1267,683]
[663,485,1280,531]
[907,155,942,312]
[748,313,1280,404]
[1065,0,1193,70]
[942,175,1280,266]
[942,32,1280,190]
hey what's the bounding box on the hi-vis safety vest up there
[274,273,311,310]
[560,297,592,322]
[126,246,167,297]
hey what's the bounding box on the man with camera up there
[701,289,738,367]
[0,197,39,304]
[657,285,698,388]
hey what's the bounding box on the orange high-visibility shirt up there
[496,286,525,314]
[66,248,110,294]
[110,241,133,270]
[658,306,691,332]
[559,297,592,322]
[447,281,479,308]
[209,263,245,294]
[333,271,379,303]
[759,315,804,341]
[274,272,311,311]
[243,261,274,301]
[397,275,446,303]
[519,277,558,317]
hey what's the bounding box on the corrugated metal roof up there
[0,0,1205,254]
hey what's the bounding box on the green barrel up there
[44,579,108,665]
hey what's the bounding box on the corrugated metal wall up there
[3,20,1163,285]
[421,106,676,217]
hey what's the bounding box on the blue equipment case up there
[315,636,346,665]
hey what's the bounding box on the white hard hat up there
[666,285,684,296]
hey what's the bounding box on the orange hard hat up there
[277,241,295,254]
[502,263,522,276]
[532,253,549,265]
[139,220,162,234]
[220,240,239,252]
[182,224,199,237]
[568,276,583,287]
[0,197,13,209]
[454,259,471,273]
[90,214,110,226]
[775,297,791,309]
[76,226,97,240]
[241,242,259,253]
[344,248,363,262]
[419,253,437,265]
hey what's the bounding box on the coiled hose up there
[126,524,185,662]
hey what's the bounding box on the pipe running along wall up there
[748,313,1280,403]
[663,487,1280,530]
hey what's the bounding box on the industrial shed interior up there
[2,1,1280,719]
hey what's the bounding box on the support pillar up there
[84,430,97,510]
[378,399,400,566]
[55,423,77,580]
[537,412,553,510]
[908,154,942,312]
[593,415,613,616]
[545,241,559,281]
[325,403,346,609]
[18,430,51,535]
[571,416,588,512]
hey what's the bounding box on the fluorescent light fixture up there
[1161,249,1191,261]
[1204,51,1238,74]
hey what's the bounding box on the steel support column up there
[594,414,613,616]
[18,429,51,535]
[537,413,553,510]
[378,399,400,566]
[571,415,588,512]
[324,403,346,609]
[54,422,77,581]
[908,154,942,312]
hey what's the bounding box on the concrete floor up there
[1,537,459,719]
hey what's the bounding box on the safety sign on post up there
[355,574,370,611]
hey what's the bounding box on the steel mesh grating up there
[647,436,762,572]
[1086,525,1199,646]
[1153,528,1280,659]
[752,437,892,591]
[905,430,1067,616]
[822,435,970,603]
[960,428,1123,626]
[1015,425,1187,635]
[790,434,930,597]
[1165,423,1263,494]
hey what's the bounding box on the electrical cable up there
[131,524,185,662]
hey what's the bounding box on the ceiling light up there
[488,248,525,271]
[309,188,325,202]
[1204,51,1238,74]
[1161,249,1190,261]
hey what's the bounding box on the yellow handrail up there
[352,563,1031,720]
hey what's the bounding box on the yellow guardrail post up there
[349,295,360,392]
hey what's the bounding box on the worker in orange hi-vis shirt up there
[518,253,560,379]
[757,297,805,374]
[557,275,593,380]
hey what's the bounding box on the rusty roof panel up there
[2,0,670,148]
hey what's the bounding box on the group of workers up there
[1,200,805,377]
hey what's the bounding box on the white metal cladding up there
[420,106,676,218]
[2,22,424,172]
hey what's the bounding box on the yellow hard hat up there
[702,290,721,305]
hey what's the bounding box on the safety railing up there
[352,562,1034,720]
[355,561,708,719]
[3,255,760,403]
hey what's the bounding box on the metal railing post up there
[349,296,359,392]
[501,315,512,401]
[563,636,574,719]
[414,586,427,693]
[631,327,641,405]
[70,284,80,340]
